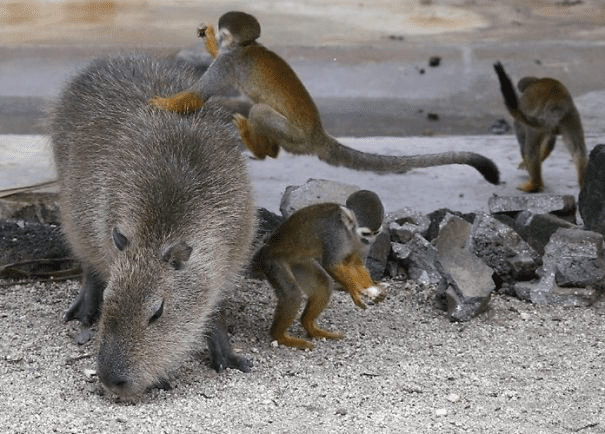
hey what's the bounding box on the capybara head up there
[95,232,211,399]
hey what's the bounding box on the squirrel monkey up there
[253,190,386,349]
[149,11,500,185]
[494,62,587,193]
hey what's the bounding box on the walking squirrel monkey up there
[493,62,587,193]
[253,190,386,349]
[149,11,500,185]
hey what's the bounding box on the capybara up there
[50,53,256,401]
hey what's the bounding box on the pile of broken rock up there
[2,145,605,322]
[273,144,605,322]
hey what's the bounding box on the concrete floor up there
[2,0,605,137]
[1,0,605,213]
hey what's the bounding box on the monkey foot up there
[347,284,386,309]
[148,91,205,114]
[305,323,344,341]
[517,180,543,193]
[272,333,315,350]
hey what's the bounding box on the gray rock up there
[391,234,447,291]
[468,212,541,283]
[434,215,495,321]
[579,144,605,235]
[366,228,391,281]
[542,228,605,288]
[514,227,605,306]
[279,179,359,218]
[512,211,577,255]
[488,193,576,222]
[387,207,431,243]
[425,208,476,242]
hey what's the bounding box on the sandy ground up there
[2,0,605,432]
[2,278,605,433]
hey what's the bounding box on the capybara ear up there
[112,228,129,251]
[161,241,193,270]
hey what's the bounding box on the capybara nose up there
[97,340,133,395]
[98,371,129,390]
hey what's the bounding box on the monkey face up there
[356,225,383,245]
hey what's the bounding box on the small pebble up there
[446,393,461,403]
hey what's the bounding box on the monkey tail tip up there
[474,156,500,185]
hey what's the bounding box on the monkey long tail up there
[319,135,500,185]
[493,61,544,129]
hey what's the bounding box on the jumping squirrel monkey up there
[149,11,500,185]
[494,62,587,193]
[253,190,386,350]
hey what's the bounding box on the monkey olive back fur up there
[51,53,256,400]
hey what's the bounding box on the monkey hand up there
[347,284,385,309]
[148,91,205,114]
[197,23,210,38]
[363,283,387,304]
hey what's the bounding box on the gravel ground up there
[3,1,605,432]
[2,276,604,433]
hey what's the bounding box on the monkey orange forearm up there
[149,91,205,114]
[202,24,219,58]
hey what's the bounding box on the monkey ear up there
[339,206,357,232]
[112,228,129,251]
[161,241,193,270]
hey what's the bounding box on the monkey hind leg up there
[518,130,556,169]
[539,134,557,163]
[293,261,344,342]
[235,103,310,158]
[266,260,315,349]
[233,113,280,159]
[518,129,545,193]
[148,91,205,114]
[560,122,588,187]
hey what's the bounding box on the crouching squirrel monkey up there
[253,190,386,349]
[493,62,587,193]
[149,11,500,185]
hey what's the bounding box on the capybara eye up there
[112,228,129,251]
[149,300,164,324]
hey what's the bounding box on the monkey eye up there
[149,300,164,324]
[358,227,373,238]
